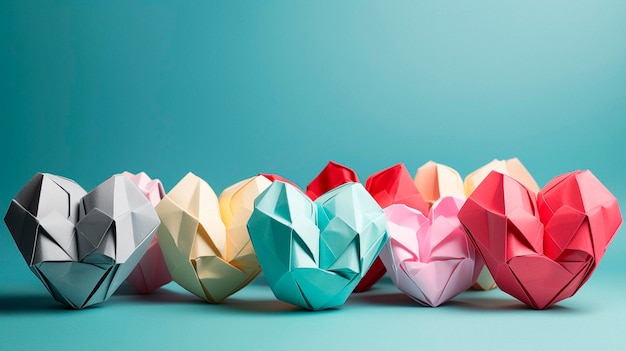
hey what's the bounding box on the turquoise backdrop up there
[1,1,625,350]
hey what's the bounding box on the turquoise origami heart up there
[247,181,388,310]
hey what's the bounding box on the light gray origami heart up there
[4,173,160,309]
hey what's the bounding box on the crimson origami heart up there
[458,170,622,309]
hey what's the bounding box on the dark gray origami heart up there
[4,173,160,309]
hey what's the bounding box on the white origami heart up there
[4,173,160,309]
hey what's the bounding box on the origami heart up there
[247,181,388,310]
[414,158,539,290]
[379,197,483,307]
[4,173,160,309]
[458,170,622,309]
[155,173,272,303]
[122,171,172,294]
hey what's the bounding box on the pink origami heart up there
[379,196,483,307]
[123,172,172,293]
[458,170,622,309]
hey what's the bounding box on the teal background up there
[1,1,625,349]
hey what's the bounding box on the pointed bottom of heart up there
[271,268,359,310]
[32,262,123,309]
[498,255,591,309]
[396,258,476,307]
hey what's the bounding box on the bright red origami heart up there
[458,170,622,309]
[305,161,359,200]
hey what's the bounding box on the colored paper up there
[247,181,388,310]
[122,171,172,294]
[366,164,430,213]
[305,160,359,200]
[464,158,539,195]
[413,161,465,207]
[155,173,272,303]
[458,170,622,309]
[4,173,160,309]
[414,158,540,290]
[379,197,483,306]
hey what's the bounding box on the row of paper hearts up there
[4,159,622,310]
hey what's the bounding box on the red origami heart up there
[458,170,622,309]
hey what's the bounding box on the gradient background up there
[1,1,625,350]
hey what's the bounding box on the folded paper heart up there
[155,173,272,303]
[414,158,539,290]
[458,170,622,309]
[122,171,172,294]
[247,181,388,310]
[4,173,160,309]
[379,197,482,306]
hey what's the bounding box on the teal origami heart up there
[247,181,388,310]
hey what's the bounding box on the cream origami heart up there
[379,197,483,307]
[155,173,272,303]
[247,181,389,310]
[4,173,160,309]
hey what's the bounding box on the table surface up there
[1,269,624,351]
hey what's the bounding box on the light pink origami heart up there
[379,197,483,306]
[122,172,172,293]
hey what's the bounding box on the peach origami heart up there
[379,197,483,306]
[122,171,172,294]
[458,170,622,309]
[155,173,273,303]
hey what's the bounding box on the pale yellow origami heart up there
[156,173,272,303]
[413,158,539,290]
